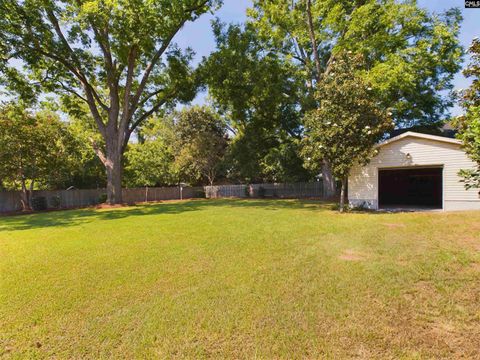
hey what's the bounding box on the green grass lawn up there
[1,199,480,359]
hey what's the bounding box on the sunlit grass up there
[1,199,479,358]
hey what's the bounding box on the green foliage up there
[64,118,106,189]
[248,0,463,127]
[0,102,105,194]
[171,106,228,185]
[124,140,176,188]
[124,117,177,187]
[98,194,108,204]
[0,0,222,203]
[50,195,62,209]
[31,196,48,211]
[455,38,480,189]
[257,186,266,198]
[0,104,78,190]
[0,0,218,113]
[202,22,311,183]
[301,52,393,209]
[259,140,310,183]
[124,106,228,187]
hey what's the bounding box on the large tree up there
[248,0,462,195]
[302,52,393,211]
[0,0,221,204]
[455,38,480,190]
[202,22,311,183]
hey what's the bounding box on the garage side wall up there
[348,137,480,210]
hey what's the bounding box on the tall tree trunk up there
[207,169,215,187]
[105,136,123,205]
[20,178,31,211]
[28,179,35,210]
[339,177,347,212]
[322,160,336,198]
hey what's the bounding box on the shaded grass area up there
[1,199,479,358]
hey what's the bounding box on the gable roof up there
[387,122,457,140]
[377,131,462,148]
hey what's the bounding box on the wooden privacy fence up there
[0,182,324,213]
[205,182,324,199]
[0,186,205,213]
[0,189,103,213]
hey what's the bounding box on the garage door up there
[378,167,443,209]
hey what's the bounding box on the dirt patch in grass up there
[95,204,125,209]
[459,236,480,252]
[338,249,368,261]
[382,223,406,229]
[469,262,480,272]
[393,279,480,358]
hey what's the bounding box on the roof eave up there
[376,131,462,148]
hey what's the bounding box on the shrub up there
[194,189,206,198]
[244,185,250,198]
[331,203,352,212]
[50,195,62,209]
[31,196,48,211]
[98,194,107,204]
[257,186,266,198]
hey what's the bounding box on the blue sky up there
[175,0,479,117]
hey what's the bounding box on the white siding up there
[348,136,480,211]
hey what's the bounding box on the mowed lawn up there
[1,200,480,359]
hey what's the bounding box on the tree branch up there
[89,137,107,165]
[136,87,166,109]
[130,0,210,113]
[128,98,168,136]
[118,45,138,145]
[45,7,109,112]
[57,81,89,103]
[23,43,107,138]
[306,0,322,83]
[129,21,187,113]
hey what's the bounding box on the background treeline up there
[0,103,313,193]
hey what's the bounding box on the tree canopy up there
[0,0,222,203]
[455,38,480,190]
[201,0,462,195]
[201,22,311,183]
[123,117,177,188]
[170,106,228,186]
[248,0,463,126]
[125,106,228,187]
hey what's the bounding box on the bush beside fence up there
[0,182,324,213]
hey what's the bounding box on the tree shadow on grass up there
[0,199,334,232]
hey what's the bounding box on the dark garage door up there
[378,167,443,209]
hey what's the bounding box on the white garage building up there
[348,131,480,211]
